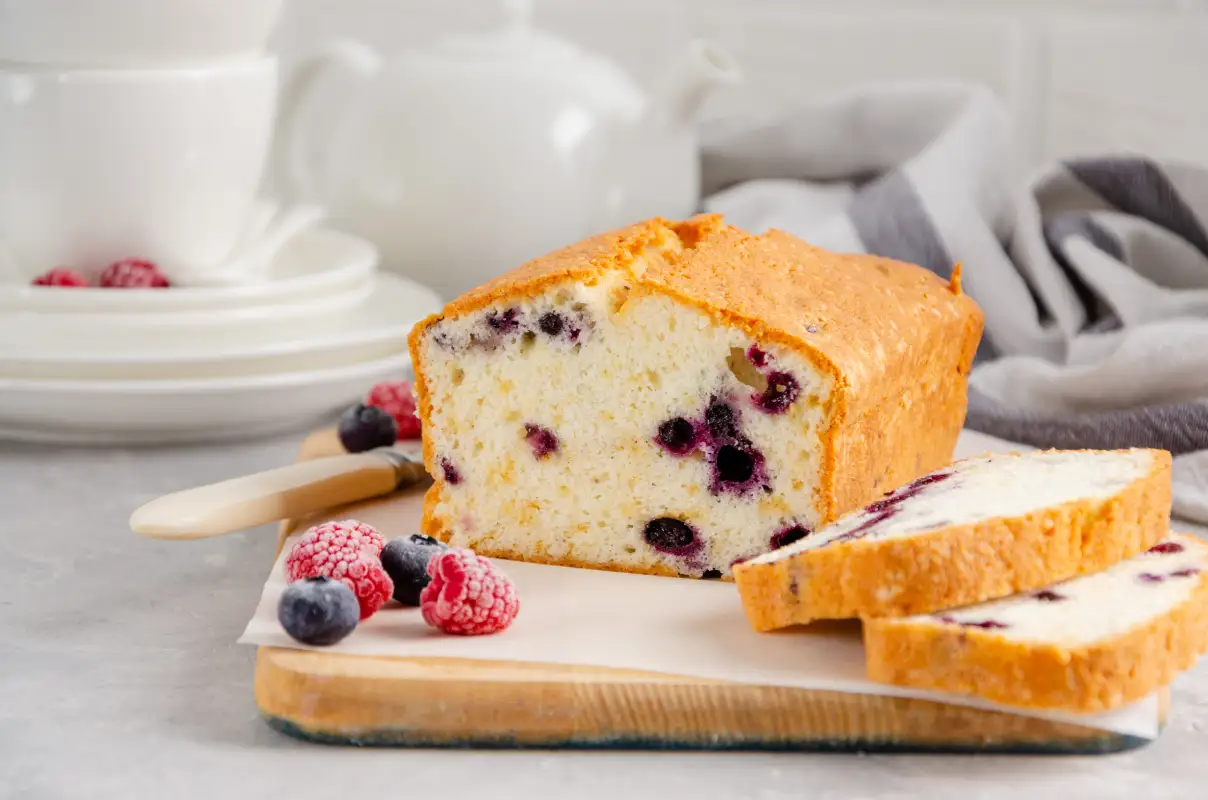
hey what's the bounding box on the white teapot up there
[274,0,738,299]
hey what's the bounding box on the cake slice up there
[408,214,982,578]
[864,534,1208,712]
[733,448,1172,629]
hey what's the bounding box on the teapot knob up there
[502,0,533,32]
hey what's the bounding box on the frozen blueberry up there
[753,371,800,414]
[643,517,698,554]
[1171,568,1200,579]
[1139,572,1165,583]
[746,346,770,368]
[380,534,450,606]
[705,400,739,439]
[715,445,755,484]
[538,312,565,336]
[278,577,359,646]
[656,417,697,455]
[337,403,398,453]
[524,424,560,459]
[770,525,810,550]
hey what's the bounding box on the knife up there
[129,446,430,540]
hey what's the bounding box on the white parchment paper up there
[239,431,1161,739]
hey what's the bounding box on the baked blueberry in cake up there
[864,533,1208,712]
[734,448,1173,629]
[408,215,983,578]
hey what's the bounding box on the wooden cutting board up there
[255,429,1165,752]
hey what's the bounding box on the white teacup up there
[0,0,284,66]
[0,58,278,281]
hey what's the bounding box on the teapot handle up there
[274,39,383,204]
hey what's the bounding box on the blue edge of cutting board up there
[263,714,1150,754]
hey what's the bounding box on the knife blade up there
[128,446,430,540]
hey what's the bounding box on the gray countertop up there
[5,433,1208,800]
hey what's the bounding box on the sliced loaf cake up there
[733,448,1172,630]
[864,534,1208,712]
[408,215,983,578]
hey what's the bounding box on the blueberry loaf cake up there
[864,534,1208,712]
[408,215,983,578]
[733,448,1172,629]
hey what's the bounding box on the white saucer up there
[0,272,439,380]
[0,351,414,445]
[0,226,377,313]
[2,278,377,340]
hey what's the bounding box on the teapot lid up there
[428,0,644,115]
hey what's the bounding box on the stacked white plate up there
[0,227,442,444]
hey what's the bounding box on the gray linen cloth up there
[700,82,1208,522]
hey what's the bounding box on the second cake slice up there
[864,533,1208,712]
[733,448,1172,631]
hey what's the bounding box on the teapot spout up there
[650,39,740,128]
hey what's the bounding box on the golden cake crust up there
[409,215,984,571]
[863,533,1208,712]
[732,449,1173,631]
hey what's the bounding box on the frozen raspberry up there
[420,548,519,635]
[99,258,169,288]
[285,520,391,619]
[366,380,422,439]
[286,519,386,581]
[31,267,90,287]
[339,554,395,619]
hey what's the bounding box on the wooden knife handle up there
[129,450,428,540]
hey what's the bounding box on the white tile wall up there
[275,0,1208,170]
